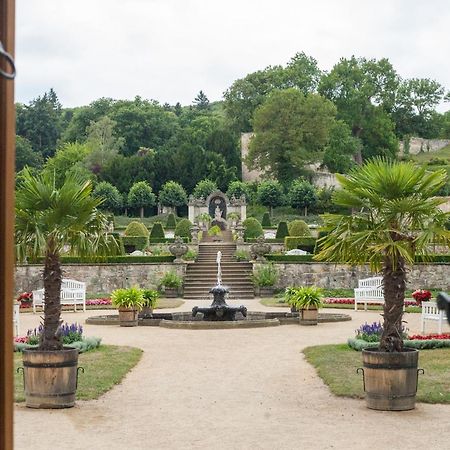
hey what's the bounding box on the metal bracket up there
[76,366,85,389]
[356,367,365,391]
[416,368,425,392]
[0,40,16,79]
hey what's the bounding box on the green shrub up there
[208,225,222,236]
[347,338,450,351]
[235,250,250,261]
[159,271,183,289]
[166,213,177,228]
[111,287,144,309]
[243,217,263,240]
[261,212,271,227]
[121,236,149,252]
[183,249,198,261]
[174,218,193,241]
[288,219,311,237]
[415,254,450,263]
[31,255,175,264]
[124,221,149,237]
[150,222,165,239]
[284,236,317,252]
[142,289,159,308]
[252,263,278,287]
[275,221,289,239]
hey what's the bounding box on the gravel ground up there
[14,300,450,450]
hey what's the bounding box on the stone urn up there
[250,237,271,261]
[190,224,200,244]
[235,222,245,244]
[169,237,188,263]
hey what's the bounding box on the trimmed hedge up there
[288,219,311,237]
[348,338,450,351]
[243,217,263,240]
[275,221,289,239]
[121,236,149,251]
[415,255,450,263]
[265,254,314,262]
[124,221,149,237]
[285,236,317,252]
[246,238,284,243]
[33,255,175,264]
[261,212,271,227]
[149,237,188,244]
[166,213,177,228]
[150,222,165,239]
[175,218,193,241]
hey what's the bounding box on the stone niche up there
[188,190,246,230]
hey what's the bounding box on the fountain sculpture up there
[191,251,247,321]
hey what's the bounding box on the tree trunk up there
[140,207,144,219]
[41,243,63,351]
[304,206,307,217]
[379,254,406,352]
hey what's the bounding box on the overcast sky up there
[15,0,450,110]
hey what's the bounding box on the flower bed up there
[323,298,417,307]
[86,298,112,306]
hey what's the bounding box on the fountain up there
[192,251,247,321]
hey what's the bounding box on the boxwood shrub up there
[166,213,177,229]
[261,212,271,227]
[275,221,289,239]
[243,217,263,240]
[174,218,193,241]
[150,222,165,239]
[121,236,149,252]
[284,236,317,252]
[288,219,311,237]
[124,221,149,237]
[265,254,314,262]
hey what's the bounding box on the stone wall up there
[15,263,187,295]
[254,262,450,290]
[399,137,450,155]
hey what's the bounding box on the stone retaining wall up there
[15,263,187,295]
[15,261,450,295]
[254,262,450,290]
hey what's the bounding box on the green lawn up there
[14,345,143,402]
[303,344,450,404]
[410,143,450,164]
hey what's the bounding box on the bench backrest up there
[358,277,383,289]
[61,279,85,290]
[422,301,444,319]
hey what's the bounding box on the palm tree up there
[315,158,450,352]
[15,169,118,351]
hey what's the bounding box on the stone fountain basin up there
[86,311,351,329]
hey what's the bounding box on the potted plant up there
[294,286,323,324]
[315,158,450,410]
[411,289,432,306]
[208,224,222,241]
[227,212,240,227]
[196,212,211,229]
[111,287,144,326]
[15,169,118,408]
[140,289,159,318]
[159,271,182,297]
[252,263,278,297]
[284,287,299,313]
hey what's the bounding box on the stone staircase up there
[183,239,254,301]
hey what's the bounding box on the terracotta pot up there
[118,307,139,326]
[22,347,80,409]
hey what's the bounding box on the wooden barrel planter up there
[359,348,423,411]
[21,347,80,409]
[118,307,139,326]
[299,308,318,326]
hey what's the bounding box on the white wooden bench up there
[32,279,86,313]
[421,301,447,334]
[13,302,20,336]
[354,276,384,311]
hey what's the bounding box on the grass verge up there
[303,344,450,404]
[14,345,143,402]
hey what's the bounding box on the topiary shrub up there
[124,221,149,237]
[275,221,289,239]
[166,213,177,229]
[261,212,271,227]
[150,222,165,240]
[243,218,263,240]
[288,219,311,237]
[174,218,193,241]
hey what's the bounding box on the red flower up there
[411,289,432,305]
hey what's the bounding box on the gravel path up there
[14,302,450,450]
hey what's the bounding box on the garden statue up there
[168,237,189,263]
